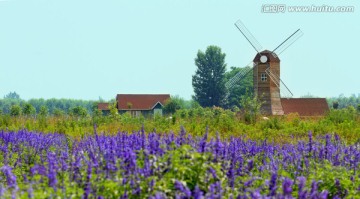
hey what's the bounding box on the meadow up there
[0,107,359,198]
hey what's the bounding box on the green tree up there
[92,108,103,118]
[224,66,253,109]
[23,103,36,116]
[163,96,185,114]
[69,106,88,118]
[192,45,227,107]
[10,104,22,116]
[53,108,64,117]
[39,105,49,117]
[4,91,20,99]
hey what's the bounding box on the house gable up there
[151,101,164,110]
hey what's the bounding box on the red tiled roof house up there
[98,94,170,116]
[280,98,329,116]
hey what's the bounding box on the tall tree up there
[224,66,253,109]
[192,45,227,107]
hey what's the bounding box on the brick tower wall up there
[253,51,284,116]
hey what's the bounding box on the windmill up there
[225,20,303,115]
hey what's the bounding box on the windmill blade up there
[225,62,257,90]
[235,20,263,54]
[272,29,303,58]
[265,68,293,98]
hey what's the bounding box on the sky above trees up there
[0,0,359,100]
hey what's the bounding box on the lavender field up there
[0,127,359,198]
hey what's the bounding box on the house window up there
[261,73,267,82]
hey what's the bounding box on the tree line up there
[0,92,96,117]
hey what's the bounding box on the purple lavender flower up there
[198,127,208,153]
[250,189,262,199]
[282,177,293,196]
[268,172,277,196]
[297,176,307,199]
[247,159,254,172]
[308,131,313,155]
[0,183,5,197]
[149,179,155,191]
[47,152,58,190]
[1,165,17,188]
[27,184,34,199]
[120,190,128,199]
[152,192,166,199]
[318,190,328,199]
[208,167,217,179]
[193,185,204,199]
[174,180,191,198]
[310,180,318,198]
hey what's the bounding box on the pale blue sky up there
[0,0,359,100]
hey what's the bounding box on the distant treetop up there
[4,92,20,100]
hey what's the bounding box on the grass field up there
[0,108,359,198]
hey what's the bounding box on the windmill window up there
[261,73,267,82]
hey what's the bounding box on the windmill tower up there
[253,50,283,115]
[225,20,303,115]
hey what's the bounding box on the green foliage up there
[10,104,22,116]
[22,103,36,116]
[261,116,284,130]
[39,105,49,117]
[185,100,201,109]
[327,94,360,109]
[53,108,64,117]
[0,95,96,115]
[108,101,119,120]
[224,66,253,108]
[326,106,357,124]
[332,101,339,109]
[69,106,88,118]
[240,92,263,124]
[154,145,224,195]
[163,96,185,114]
[92,108,103,118]
[4,91,20,99]
[307,161,359,198]
[0,104,360,144]
[192,45,227,107]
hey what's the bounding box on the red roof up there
[116,94,170,110]
[253,50,280,63]
[281,98,329,116]
[98,103,110,110]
